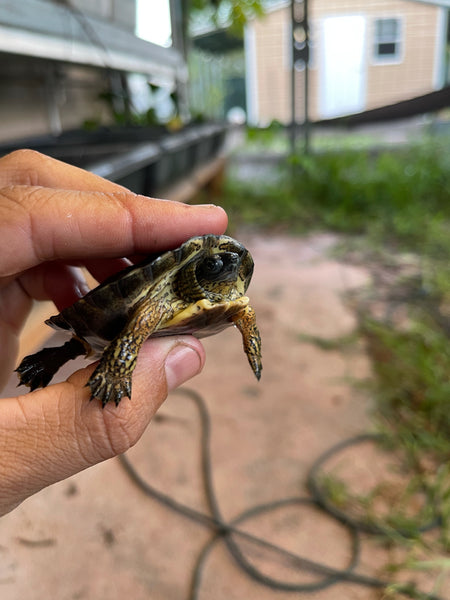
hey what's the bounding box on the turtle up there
[16,234,262,407]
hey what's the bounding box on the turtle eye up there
[202,256,224,277]
[196,251,240,285]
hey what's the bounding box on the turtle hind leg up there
[16,338,86,391]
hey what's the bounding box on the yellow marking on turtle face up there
[163,296,250,328]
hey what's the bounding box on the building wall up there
[364,2,441,106]
[0,0,178,143]
[0,0,131,143]
[250,7,294,125]
[71,0,136,32]
[249,0,443,124]
[0,56,113,143]
[312,0,441,108]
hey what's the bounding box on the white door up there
[319,15,367,119]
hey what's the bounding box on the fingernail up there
[75,278,91,298]
[72,268,91,298]
[165,344,203,391]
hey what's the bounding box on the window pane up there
[378,42,397,56]
[374,18,400,59]
[376,18,398,41]
[136,0,172,47]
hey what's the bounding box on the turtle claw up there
[87,368,132,407]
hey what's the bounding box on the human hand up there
[0,150,227,516]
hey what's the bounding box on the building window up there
[373,18,401,62]
[136,0,172,47]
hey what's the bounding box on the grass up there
[220,129,450,562]
[363,318,450,464]
[225,134,450,250]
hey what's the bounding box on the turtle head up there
[175,236,254,303]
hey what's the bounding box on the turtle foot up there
[87,367,132,408]
[16,352,55,391]
[16,338,86,391]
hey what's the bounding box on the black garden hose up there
[118,388,444,600]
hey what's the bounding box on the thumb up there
[0,336,203,516]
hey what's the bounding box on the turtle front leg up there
[87,308,165,407]
[232,305,262,380]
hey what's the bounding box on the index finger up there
[0,149,127,192]
[0,185,227,278]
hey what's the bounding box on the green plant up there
[224,135,450,251]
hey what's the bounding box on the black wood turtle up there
[16,234,262,406]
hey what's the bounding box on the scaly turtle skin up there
[16,234,262,407]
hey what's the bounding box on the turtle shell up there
[46,234,254,355]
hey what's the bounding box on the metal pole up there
[291,0,311,155]
[290,0,297,156]
[303,0,310,155]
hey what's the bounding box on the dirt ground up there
[0,231,447,599]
